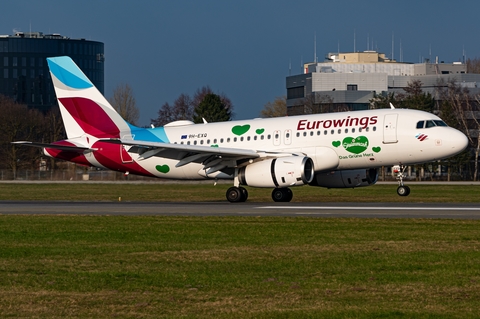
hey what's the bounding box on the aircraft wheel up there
[226,187,247,203]
[272,188,293,202]
[239,187,248,201]
[397,185,411,196]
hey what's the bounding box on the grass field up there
[0,216,479,318]
[0,183,480,318]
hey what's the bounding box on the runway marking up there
[259,206,480,211]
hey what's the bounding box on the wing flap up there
[100,138,260,160]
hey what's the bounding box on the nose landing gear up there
[393,165,410,196]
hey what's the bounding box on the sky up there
[1,0,479,126]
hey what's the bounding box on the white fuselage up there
[129,108,467,180]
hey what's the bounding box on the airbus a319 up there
[15,57,468,202]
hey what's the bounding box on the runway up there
[1,201,480,219]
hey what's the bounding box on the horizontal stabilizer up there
[12,141,92,152]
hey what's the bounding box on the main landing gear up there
[226,186,294,203]
[226,186,249,203]
[394,165,410,196]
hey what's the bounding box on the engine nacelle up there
[238,156,314,188]
[309,168,378,188]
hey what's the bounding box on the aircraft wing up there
[12,141,92,152]
[100,138,287,174]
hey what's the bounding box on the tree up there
[152,86,234,126]
[395,80,435,112]
[260,96,287,118]
[466,57,480,74]
[192,86,234,118]
[151,93,194,127]
[109,83,140,125]
[370,92,398,109]
[0,95,45,172]
[436,78,480,180]
[193,93,232,123]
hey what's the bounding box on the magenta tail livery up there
[14,56,468,202]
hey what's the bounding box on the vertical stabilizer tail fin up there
[47,56,130,139]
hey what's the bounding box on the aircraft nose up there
[447,129,469,154]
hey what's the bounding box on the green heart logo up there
[232,124,250,136]
[342,136,369,154]
[332,141,341,148]
[372,146,381,153]
[211,144,219,148]
[155,164,170,174]
[255,128,265,134]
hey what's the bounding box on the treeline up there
[151,86,233,126]
[0,95,64,171]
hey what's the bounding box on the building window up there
[347,84,358,91]
[287,86,305,99]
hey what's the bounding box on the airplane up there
[14,56,469,202]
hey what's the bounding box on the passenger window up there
[296,132,300,137]
[261,135,265,140]
[220,138,224,143]
[310,131,314,136]
[267,134,271,139]
[366,127,369,132]
[200,140,204,145]
[227,138,230,143]
[247,136,251,141]
[317,131,321,136]
[303,132,307,137]
[324,130,328,135]
[234,137,237,142]
[345,129,348,133]
[331,130,334,135]
[194,141,197,145]
[359,127,363,132]
[254,136,257,140]
[352,128,355,133]
[373,126,376,131]
[286,133,290,138]
[338,129,341,134]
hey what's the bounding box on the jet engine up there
[238,156,314,188]
[309,168,378,188]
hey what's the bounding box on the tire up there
[226,187,243,203]
[239,187,248,201]
[397,185,410,196]
[226,186,248,203]
[271,188,293,202]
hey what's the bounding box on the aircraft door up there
[120,135,134,164]
[383,114,398,144]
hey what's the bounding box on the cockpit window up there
[416,120,448,129]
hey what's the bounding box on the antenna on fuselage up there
[390,103,396,109]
